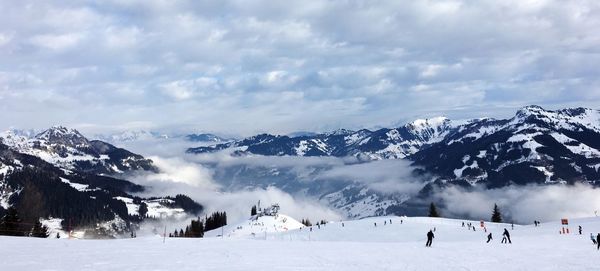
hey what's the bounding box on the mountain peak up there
[35,126,89,146]
[409,117,449,129]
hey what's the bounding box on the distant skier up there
[597,233,600,250]
[591,233,597,245]
[473,226,476,232]
[342,223,345,227]
[511,223,514,230]
[502,228,512,244]
[462,222,465,227]
[384,221,387,226]
[374,222,377,227]
[434,227,436,232]
[486,233,493,243]
[56,232,60,239]
[579,225,582,235]
[390,219,392,224]
[401,220,403,224]
[426,230,435,247]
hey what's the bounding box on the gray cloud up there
[1,0,600,135]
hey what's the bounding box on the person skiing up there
[426,230,434,247]
[486,233,493,243]
[579,225,582,235]
[502,228,512,244]
[390,219,392,224]
[462,222,465,227]
[374,222,377,227]
[591,233,597,245]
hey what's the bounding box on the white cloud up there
[0,0,599,134]
[29,33,85,50]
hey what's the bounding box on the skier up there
[502,228,512,244]
[374,222,377,227]
[56,232,60,239]
[486,233,493,243]
[384,221,387,226]
[591,233,597,245]
[511,223,514,230]
[426,230,434,247]
[579,225,582,235]
[597,233,600,250]
[390,219,392,224]
[401,220,403,224]
[342,223,345,227]
[462,222,465,227]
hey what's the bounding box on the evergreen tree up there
[0,207,24,236]
[179,229,184,237]
[428,202,440,217]
[30,220,50,238]
[138,203,148,218]
[251,205,257,216]
[301,218,312,227]
[491,203,502,223]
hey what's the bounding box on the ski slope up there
[1,216,599,270]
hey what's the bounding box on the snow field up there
[2,216,600,270]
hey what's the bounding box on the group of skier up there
[426,224,512,247]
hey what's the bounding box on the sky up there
[1,0,600,136]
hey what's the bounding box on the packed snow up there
[2,215,600,270]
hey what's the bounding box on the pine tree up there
[491,203,502,223]
[138,203,148,218]
[251,205,257,216]
[428,202,440,217]
[0,207,24,236]
[31,220,50,238]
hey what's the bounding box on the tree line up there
[170,211,227,238]
[0,207,50,238]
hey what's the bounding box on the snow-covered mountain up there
[0,140,202,236]
[0,126,157,175]
[94,130,170,143]
[189,106,600,188]
[411,105,600,187]
[185,133,229,143]
[188,117,456,159]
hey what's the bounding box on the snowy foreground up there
[2,216,600,271]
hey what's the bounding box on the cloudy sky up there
[1,0,599,136]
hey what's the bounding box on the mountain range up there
[187,106,600,218]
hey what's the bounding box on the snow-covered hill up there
[204,213,304,238]
[2,215,598,270]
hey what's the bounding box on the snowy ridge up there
[188,116,458,159]
[0,126,157,175]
